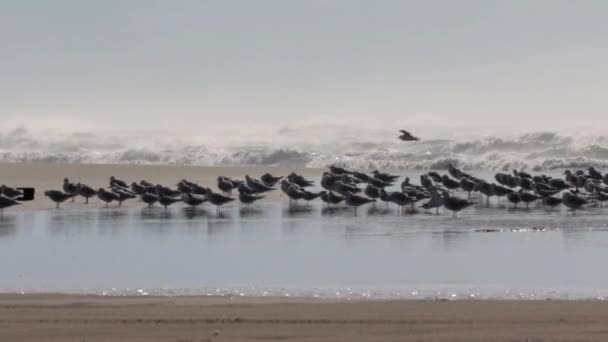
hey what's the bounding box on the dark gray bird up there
[155,185,181,198]
[321,172,339,191]
[285,184,306,208]
[519,190,540,209]
[321,191,344,206]
[447,163,463,179]
[205,188,235,213]
[77,183,97,204]
[0,185,23,199]
[302,190,325,203]
[182,192,207,207]
[364,184,381,203]
[130,182,147,195]
[441,193,475,219]
[352,171,371,183]
[157,192,182,210]
[260,173,283,187]
[0,195,20,213]
[238,183,257,195]
[562,191,588,215]
[97,188,120,207]
[239,192,264,206]
[398,129,420,142]
[344,193,375,215]
[44,190,75,209]
[542,196,562,208]
[460,177,476,199]
[140,193,158,208]
[332,181,361,196]
[368,177,392,188]
[245,175,275,193]
[140,180,154,188]
[388,191,413,215]
[427,172,442,183]
[111,186,136,207]
[329,165,351,175]
[176,181,193,194]
[217,176,236,195]
[287,172,314,188]
[109,176,128,188]
[507,192,521,208]
[372,170,399,183]
[63,178,78,201]
[420,188,443,214]
[441,175,460,192]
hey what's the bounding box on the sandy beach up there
[0,162,321,210]
[0,294,607,341]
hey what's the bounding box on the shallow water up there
[2,196,608,300]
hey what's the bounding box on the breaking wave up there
[2,125,608,171]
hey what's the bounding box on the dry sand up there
[0,162,321,210]
[1,294,608,341]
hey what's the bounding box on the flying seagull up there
[398,130,420,142]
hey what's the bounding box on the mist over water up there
[3,124,608,171]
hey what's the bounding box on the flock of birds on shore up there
[1,163,607,218]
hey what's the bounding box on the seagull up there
[44,190,75,209]
[182,192,207,207]
[398,129,420,142]
[352,171,371,183]
[344,192,375,215]
[331,181,361,196]
[519,190,540,209]
[109,176,128,188]
[506,192,521,208]
[140,193,158,208]
[260,173,283,187]
[321,191,344,206]
[0,185,23,199]
[388,191,414,215]
[0,195,20,214]
[245,175,275,193]
[542,196,562,208]
[97,188,120,207]
[364,184,381,205]
[302,190,325,203]
[329,165,352,175]
[372,170,399,183]
[205,188,235,213]
[239,192,264,206]
[111,186,136,207]
[420,187,443,214]
[285,184,306,208]
[157,192,182,210]
[77,183,97,204]
[63,178,78,201]
[287,173,314,188]
[441,192,475,219]
[562,191,588,216]
[217,177,235,195]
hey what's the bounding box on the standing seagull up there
[344,193,375,215]
[562,191,588,216]
[441,193,475,219]
[44,190,75,209]
[205,188,235,214]
[97,188,120,208]
[63,178,79,201]
[0,185,23,199]
[0,195,21,214]
[398,129,420,142]
[77,183,97,204]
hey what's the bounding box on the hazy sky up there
[2,0,608,133]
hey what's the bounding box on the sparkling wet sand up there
[1,294,608,341]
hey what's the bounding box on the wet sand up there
[1,294,608,341]
[0,162,321,210]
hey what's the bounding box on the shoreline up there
[2,294,608,341]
